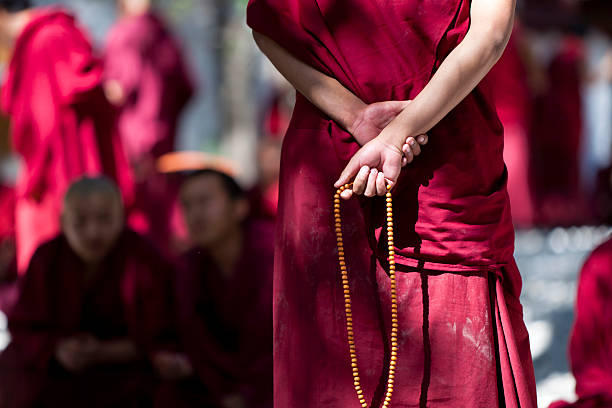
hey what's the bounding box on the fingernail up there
[417,136,425,143]
[408,139,415,146]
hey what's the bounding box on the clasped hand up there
[336,101,428,199]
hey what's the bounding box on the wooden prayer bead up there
[335,181,398,407]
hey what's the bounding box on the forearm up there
[380,0,515,146]
[253,31,365,133]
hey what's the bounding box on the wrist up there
[345,101,368,135]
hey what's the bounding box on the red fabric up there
[103,11,194,161]
[569,238,612,401]
[0,9,134,273]
[487,27,535,227]
[0,228,173,407]
[175,221,273,407]
[247,0,536,406]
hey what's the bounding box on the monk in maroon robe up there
[248,0,537,406]
[103,0,194,250]
[549,238,612,408]
[167,169,273,408]
[0,176,174,408]
[0,1,134,273]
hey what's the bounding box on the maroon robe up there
[549,238,612,408]
[247,0,537,406]
[174,221,273,407]
[0,8,134,273]
[0,229,174,408]
[103,10,194,251]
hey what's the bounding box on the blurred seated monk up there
[0,176,175,408]
[549,237,612,408]
[159,169,273,408]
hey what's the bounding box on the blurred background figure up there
[103,0,195,251]
[549,235,612,408]
[0,176,175,408]
[0,0,133,275]
[173,169,273,408]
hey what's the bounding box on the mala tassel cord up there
[334,183,398,408]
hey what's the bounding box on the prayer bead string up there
[334,184,398,408]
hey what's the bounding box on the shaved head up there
[64,176,122,209]
[62,176,124,264]
[0,0,30,12]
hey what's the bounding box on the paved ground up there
[0,226,609,406]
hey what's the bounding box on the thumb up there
[334,155,361,188]
[381,154,402,189]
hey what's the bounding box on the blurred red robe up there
[549,238,612,408]
[0,229,174,408]
[103,11,194,250]
[174,221,273,407]
[0,8,134,273]
[487,27,535,227]
[247,0,537,406]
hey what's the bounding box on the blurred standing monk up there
[103,0,194,249]
[0,176,175,408]
[0,0,133,273]
[247,0,537,406]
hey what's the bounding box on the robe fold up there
[0,228,174,408]
[549,238,612,408]
[0,8,134,273]
[247,0,537,406]
[175,221,273,407]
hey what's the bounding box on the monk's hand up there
[334,137,403,199]
[401,134,428,167]
[55,336,92,372]
[222,394,247,408]
[350,101,429,149]
[152,351,194,381]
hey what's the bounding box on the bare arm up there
[336,0,516,196]
[253,32,364,135]
[378,0,516,148]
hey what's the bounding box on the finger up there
[364,169,378,197]
[340,189,353,200]
[352,166,370,195]
[401,156,408,167]
[417,134,428,145]
[407,137,421,156]
[402,144,414,164]
[375,171,386,195]
[335,157,363,188]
